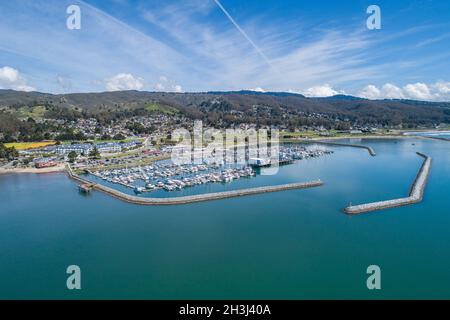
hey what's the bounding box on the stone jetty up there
[315,141,376,156]
[344,152,431,215]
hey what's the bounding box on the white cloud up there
[357,81,450,101]
[359,83,406,100]
[303,84,340,97]
[154,76,183,92]
[0,66,36,92]
[403,82,433,100]
[359,85,381,99]
[105,73,144,91]
[155,83,165,91]
[434,81,450,95]
[173,85,183,93]
[381,83,405,99]
[248,87,266,92]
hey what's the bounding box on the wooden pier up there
[66,165,324,206]
[344,152,431,215]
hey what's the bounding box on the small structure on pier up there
[78,183,94,194]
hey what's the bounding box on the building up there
[96,142,121,153]
[121,140,142,150]
[55,144,93,155]
[54,140,141,155]
[249,158,271,167]
[34,158,58,169]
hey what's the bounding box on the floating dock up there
[66,165,324,206]
[344,152,431,215]
[249,159,294,168]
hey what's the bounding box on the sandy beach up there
[0,165,66,175]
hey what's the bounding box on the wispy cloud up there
[416,32,450,48]
[0,0,448,99]
[212,0,273,68]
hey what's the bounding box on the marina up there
[85,145,333,194]
[89,163,257,194]
[67,164,324,205]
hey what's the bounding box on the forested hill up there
[1,89,449,128]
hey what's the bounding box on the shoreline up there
[282,134,408,142]
[0,135,444,177]
[0,165,66,176]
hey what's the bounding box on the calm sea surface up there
[1,138,449,299]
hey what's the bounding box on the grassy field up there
[4,141,57,150]
[145,103,179,115]
[92,138,145,144]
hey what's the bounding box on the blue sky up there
[0,0,449,100]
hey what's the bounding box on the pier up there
[344,152,431,215]
[249,159,294,168]
[66,165,324,205]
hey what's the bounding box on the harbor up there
[344,152,432,215]
[89,163,257,194]
[83,145,333,194]
[63,144,332,205]
[3,137,450,299]
[67,164,324,205]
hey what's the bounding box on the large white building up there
[54,140,141,155]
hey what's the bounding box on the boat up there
[134,187,145,194]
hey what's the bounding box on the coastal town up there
[0,106,367,175]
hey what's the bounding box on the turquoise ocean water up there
[0,138,449,299]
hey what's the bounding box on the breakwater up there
[344,152,431,215]
[66,165,323,205]
[287,139,376,156]
[314,141,376,156]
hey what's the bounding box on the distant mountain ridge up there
[1,89,449,127]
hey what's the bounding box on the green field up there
[145,103,179,115]
[16,106,47,119]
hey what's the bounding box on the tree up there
[0,143,19,160]
[68,151,78,163]
[113,134,126,141]
[89,146,100,159]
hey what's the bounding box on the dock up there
[249,159,294,168]
[344,152,431,215]
[66,165,324,205]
